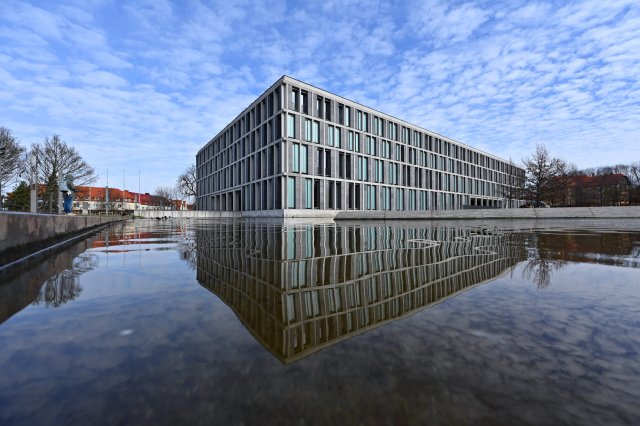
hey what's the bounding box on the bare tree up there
[30,134,97,212]
[0,127,26,208]
[550,159,578,206]
[153,186,176,209]
[628,161,640,186]
[176,164,196,203]
[522,144,558,205]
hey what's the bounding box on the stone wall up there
[0,212,123,264]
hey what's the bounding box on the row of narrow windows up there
[200,177,505,212]
[197,84,522,180]
[197,144,515,199]
[197,113,522,190]
[198,111,518,176]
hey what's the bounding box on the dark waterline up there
[1,219,640,425]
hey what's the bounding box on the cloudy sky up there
[1,0,638,193]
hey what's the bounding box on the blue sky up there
[1,0,638,193]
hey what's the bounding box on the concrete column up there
[319,179,325,210]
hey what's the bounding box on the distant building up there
[547,174,632,207]
[196,76,524,217]
[73,186,188,213]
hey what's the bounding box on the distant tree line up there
[149,164,196,210]
[522,144,639,207]
[0,126,97,212]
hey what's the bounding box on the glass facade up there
[196,76,524,214]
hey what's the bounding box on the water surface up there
[1,219,639,425]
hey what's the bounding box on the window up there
[292,143,300,173]
[365,136,376,155]
[304,119,312,141]
[317,148,324,175]
[390,163,398,185]
[373,116,382,136]
[327,125,334,146]
[290,88,298,110]
[396,188,404,210]
[328,181,335,209]
[335,127,341,148]
[314,179,321,209]
[409,189,416,210]
[344,106,351,127]
[382,187,391,210]
[357,156,368,181]
[287,177,296,208]
[301,91,308,114]
[305,178,312,208]
[287,114,295,138]
[292,143,308,173]
[301,145,308,173]
[312,121,319,143]
[325,150,331,176]
[388,122,397,141]
[374,159,383,183]
[381,140,391,159]
[366,185,376,210]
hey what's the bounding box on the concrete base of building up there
[335,206,640,220]
[0,212,123,267]
[136,206,640,221]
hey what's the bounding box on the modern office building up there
[196,76,524,216]
[196,222,526,363]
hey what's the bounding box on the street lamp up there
[0,142,5,210]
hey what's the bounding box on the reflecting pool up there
[1,219,640,425]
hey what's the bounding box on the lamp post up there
[30,153,37,213]
[0,142,5,210]
[106,168,109,216]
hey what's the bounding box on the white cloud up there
[0,0,639,193]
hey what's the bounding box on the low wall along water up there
[0,212,123,266]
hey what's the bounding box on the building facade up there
[196,76,524,216]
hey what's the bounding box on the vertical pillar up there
[57,172,63,214]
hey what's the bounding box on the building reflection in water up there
[196,222,528,363]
